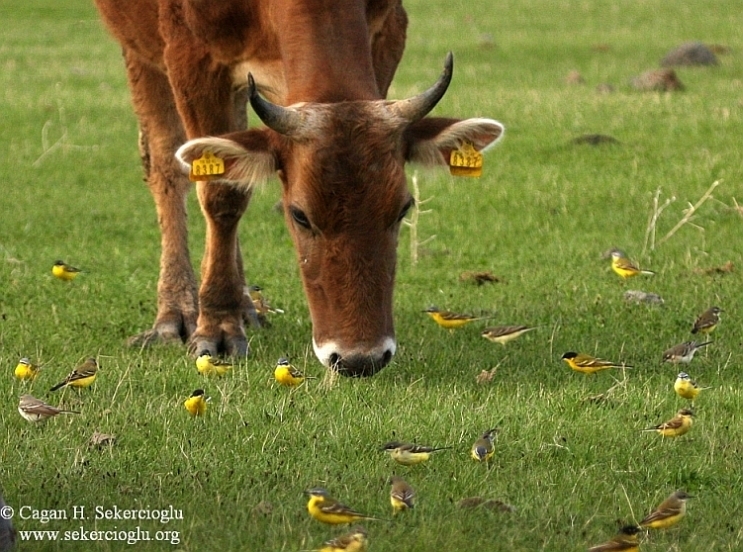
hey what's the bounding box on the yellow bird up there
[588,525,641,552]
[18,394,79,423]
[471,428,498,462]
[674,372,711,401]
[388,476,415,515]
[661,341,711,364]
[610,250,655,278]
[274,357,314,387]
[317,527,368,552]
[49,358,98,391]
[643,409,693,438]
[52,260,82,281]
[305,488,383,525]
[638,490,692,529]
[424,306,488,329]
[561,352,632,374]
[184,389,209,417]
[381,441,452,466]
[691,306,722,335]
[14,358,42,381]
[196,352,233,376]
[481,325,537,345]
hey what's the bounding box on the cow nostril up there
[382,349,393,366]
[328,353,340,368]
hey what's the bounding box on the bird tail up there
[697,341,713,348]
[49,382,66,392]
[61,409,80,415]
[641,269,655,275]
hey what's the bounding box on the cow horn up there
[391,52,453,122]
[248,73,303,136]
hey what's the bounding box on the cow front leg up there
[188,182,252,356]
[124,51,199,348]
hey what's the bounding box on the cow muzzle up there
[313,337,396,377]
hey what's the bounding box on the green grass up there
[1,0,742,550]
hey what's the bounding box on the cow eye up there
[289,206,311,229]
[397,198,415,222]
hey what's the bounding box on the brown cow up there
[95,0,504,376]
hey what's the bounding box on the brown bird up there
[481,325,537,345]
[18,394,79,423]
[388,475,415,514]
[661,341,711,364]
[691,306,722,335]
[638,489,692,529]
[588,525,641,552]
[642,409,693,438]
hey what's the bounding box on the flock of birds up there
[10,251,725,551]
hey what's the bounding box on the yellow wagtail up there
[691,306,722,335]
[388,476,415,514]
[274,357,315,387]
[561,352,633,374]
[661,341,711,364]
[14,358,42,381]
[52,260,82,281]
[381,441,452,466]
[305,488,383,525]
[643,408,693,437]
[184,389,209,416]
[481,325,536,345]
[196,351,233,376]
[18,394,79,423]
[674,372,711,401]
[424,306,488,329]
[639,490,692,529]
[317,526,368,552]
[471,428,498,462]
[248,285,285,316]
[610,250,655,278]
[49,358,98,391]
[588,525,641,552]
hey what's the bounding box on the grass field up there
[1,0,742,550]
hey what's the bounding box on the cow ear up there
[175,131,277,186]
[404,117,504,167]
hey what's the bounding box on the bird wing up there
[319,499,363,517]
[656,416,684,431]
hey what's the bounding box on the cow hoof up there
[187,334,249,358]
[126,320,189,348]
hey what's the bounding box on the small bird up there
[691,306,722,335]
[481,325,537,345]
[14,357,42,381]
[248,284,284,317]
[561,352,632,374]
[639,489,692,529]
[49,358,98,391]
[661,341,712,364]
[389,476,415,514]
[588,525,642,552]
[305,488,383,525]
[471,428,498,462]
[424,306,488,329]
[610,250,655,278]
[674,372,711,401]
[196,352,233,376]
[643,408,693,438]
[184,389,209,417]
[274,357,315,387]
[381,441,452,466]
[52,260,82,281]
[18,394,79,423]
[317,527,368,552]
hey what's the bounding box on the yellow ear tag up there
[449,142,483,177]
[189,151,225,181]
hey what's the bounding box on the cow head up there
[176,54,504,376]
